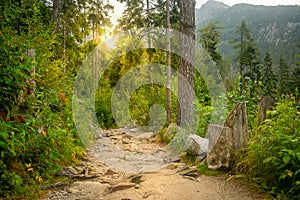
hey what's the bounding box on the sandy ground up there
[42,128,271,200]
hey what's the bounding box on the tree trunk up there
[166,0,171,125]
[52,0,60,22]
[177,0,196,128]
[146,0,151,48]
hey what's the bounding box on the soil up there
[41,128,271,200]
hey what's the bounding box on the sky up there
[196,0,300,8]
[110,0,299,24]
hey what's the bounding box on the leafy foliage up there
[0,0,111,198]
[235,96,300,199]
[0,28,31,112]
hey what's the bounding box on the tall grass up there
[235,96,300,199]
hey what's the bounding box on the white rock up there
[185,134,209,156]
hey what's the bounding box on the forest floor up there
[41,128,271,200]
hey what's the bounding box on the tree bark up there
[177,0,196,128]
[166,0,171,125]
[207,102,249,171]
[257,96,276,126]
[52,0,60,22]
[224,102,249,150]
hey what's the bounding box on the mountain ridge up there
[196,1,300,63]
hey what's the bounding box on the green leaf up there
[0,141,6,148]
[263,156,273,164]
[283,155,290,164]
[279,173,287,180]
[287,170,293,177]
[296,153,300,161]
[0,132,9,139]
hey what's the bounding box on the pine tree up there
[116,0,146,31]
[198,22,232,90]
[231,20,261,95]
[292,67,300,92]
[291,53,300,93]
[261,52,277,96]
[198,22,223,65]
[116,0,179,31]
[278,56,290,95]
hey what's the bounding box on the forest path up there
[42,128,268,200]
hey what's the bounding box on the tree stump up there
[207,102,249,171]
[257,96,276,126]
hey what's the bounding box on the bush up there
[0,24,85,199]
[0,28,31,112]
[235,96,300,199]
[95,79,116,129]
[0,88,84,198]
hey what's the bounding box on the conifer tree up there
[278,56,290,95]
[198,22,223,65]
[198,22,232,90]
[231,20,260,96]
[291,53,300,93]
[261,52,277,96]
[292,67,300,93]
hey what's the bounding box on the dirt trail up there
[42,128,269,200]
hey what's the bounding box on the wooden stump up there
[207,102,249,171]
[224,102,249,150]
[257,96,276,126]
[207,126,233,170]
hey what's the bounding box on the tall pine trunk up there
[166,0,172,125]
[177,0,195,128]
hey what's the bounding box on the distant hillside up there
[196,1,300,63]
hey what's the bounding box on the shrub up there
[235,96,300,199]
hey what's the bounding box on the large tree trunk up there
[166,0,171,125]
[177,0,196,128]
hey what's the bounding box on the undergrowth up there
[0,21,85,199]
[235,95,300,199]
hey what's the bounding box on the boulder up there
[184,134,209,156]
[207,124,223,152]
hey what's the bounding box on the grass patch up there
[181,152,220,176]
[180,152,196,165]
[197,164,220,176]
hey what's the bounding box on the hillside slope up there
[196,1,300,63]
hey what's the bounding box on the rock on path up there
[89,128,180,173]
